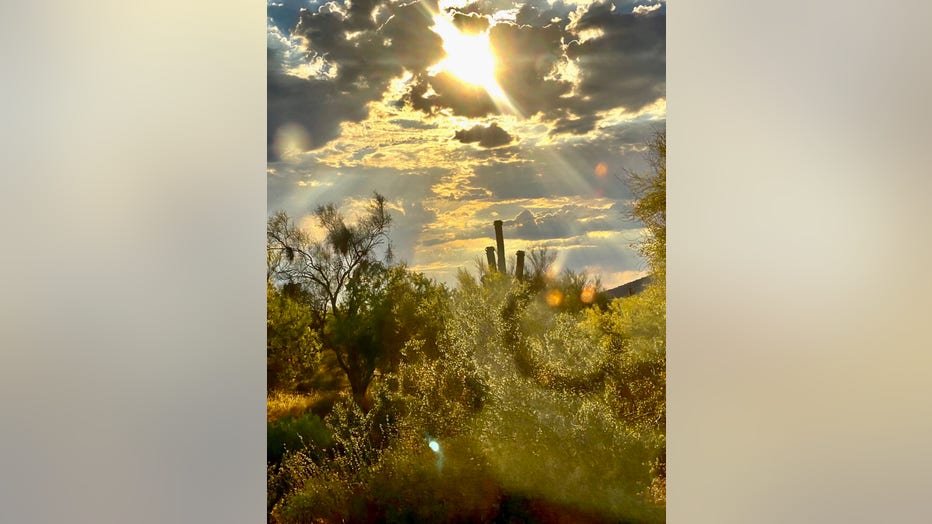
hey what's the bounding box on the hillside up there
[605,275,653,299]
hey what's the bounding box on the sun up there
[430,15,499,93]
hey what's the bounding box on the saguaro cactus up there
[494,220,506,274]
[486,246,497,271]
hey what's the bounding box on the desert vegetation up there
[266,135,666,523]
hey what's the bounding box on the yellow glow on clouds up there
[430,15,498,91]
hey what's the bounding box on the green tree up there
[267,283,320,392]
[626,131,666,280]
[267,194,392,406]
[267,193,392,317]
[268,194,448,406]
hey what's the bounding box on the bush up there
[267,412,331,465]
[268,263,666,523]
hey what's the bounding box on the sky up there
[267,0,665,289]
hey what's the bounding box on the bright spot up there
[580,286,596,304]
[594,162,609,178]
[272,123,311,163]
[430,16,498,92]
[545,289,564,307]
[428,439,440,453]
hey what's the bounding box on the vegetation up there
[267,134,666,523]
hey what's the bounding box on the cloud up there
[451,11,491,34]
[267,0,314,34]
[404,72,499,118]
[503,206,623,240]
[550,114,600,136]
[632,3,662,16]
[267,0,665,285]
[564,2,666,115]
[453,122,515,148]
[267,61,364,161]
[269,0,664,158]
[266,24,381,160]
[267,161,444,265]
[268,0,447,160]
[488,21,573,117]
[396,1,665,136]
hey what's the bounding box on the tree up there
[526,246,557,291]
[268,194,447,407]
[268,193,393,405]
[625,131,666,280]
[267,283,320,392]
[327,262,449,406]
[267,193,392,317]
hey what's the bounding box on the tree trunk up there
[349,377,372,412]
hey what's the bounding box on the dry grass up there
[267,391,319,423]
[268,390,345,423]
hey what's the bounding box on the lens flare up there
[545,289,564,307]
[272,122,310,162]
[594,162,609,178]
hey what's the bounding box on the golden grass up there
[267,391,319,423]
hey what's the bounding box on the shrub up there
[267,412,331,465]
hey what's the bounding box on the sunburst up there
[430,15,499,92]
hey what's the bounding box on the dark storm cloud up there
[403,72,498,118]
[453,122,514,148]
[550,114,600,136]
[292,0,442,90]
[489,21,573,118]
[267,47,373,161]
[268,0,664,157]
[395,1,664,132]
[514,2,565,26]
[564,2,666,115]
[490,1,665,122]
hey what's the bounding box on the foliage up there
[267,192,392,316]
[526,246,557,290]
[266,136,668,523]
[626,131,666,280]
[267,412,331,465]
[326,262,450,406]
[585,281,666,502]
[269,195,449,406]
[268,274,666,522]
[267,284,321,392]
[543,268,608,313]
